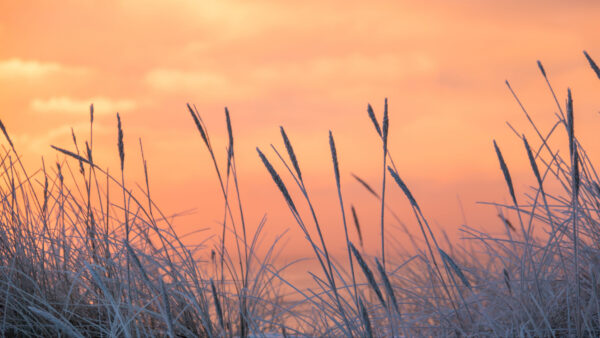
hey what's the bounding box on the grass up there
[0,50,600,336]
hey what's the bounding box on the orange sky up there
[1,1,600,264]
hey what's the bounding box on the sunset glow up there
[2,0,600,261]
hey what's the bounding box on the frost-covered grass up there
[1,51,599,336]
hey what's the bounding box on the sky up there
[1,0,600,264]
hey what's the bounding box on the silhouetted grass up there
[0,50,599,336]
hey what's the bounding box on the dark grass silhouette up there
[0,51,599,336]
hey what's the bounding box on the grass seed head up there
[351,173,380,199]
[257,147,298,214]
[382,98,389,145]
[493,140,517,206]
[329,131,341,189]
[350,242,386,307]
[280,126,302,182]
[350,205,363,248]
[584,50,600,79]
[523,135,542,187]
[537,60,547,78]
[439,248,471,289]
[210,279,224,329]
[187,103,209,148]
[359,297,373,338]
[367,103,382,137]
[0,119,14,149]
[376,257,400,316]
[117,113,124,171]
[388,166,420,211]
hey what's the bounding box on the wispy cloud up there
[15,122,109,154]
[0,58,85,79]
[30,97,137,115]
[145,68,231,93]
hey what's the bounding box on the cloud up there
[30,97,137,115]
[15,122,110,154]
[0,58,84,79]
[145,68,236,95]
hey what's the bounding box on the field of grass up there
[1,51,600,337]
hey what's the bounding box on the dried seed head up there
[225,107,234,174]
[71,128,84,175]
[388,166,420,211]
[382,98,389,145]
[537,60,547,78]
[85,141,93,164]
[257,148,297,214]
[210,279,224,329]
[493,140,517,206]
[280,126,302,182]
[573,147,580,199]
[367,104,382,137]
[498,214,515,232]
[567,88,574,157]
[187,103,209,148]
[439,248,471,289]
[0,120,14,149]
[359,297,373,338]
[51,145,92,166]
[522,135,542,187]
[351,173,380,199]
[225,107,233,151]
[375,257,400,316]
[56,162,64,184]
[584,50,600,80]
[90,103,94,124]
[117,113,124,171]
[351,205,363,248]
[350,242,386,307]
[503,268,512,294]
[329,131,340,189]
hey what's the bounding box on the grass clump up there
[0,50,599,336]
